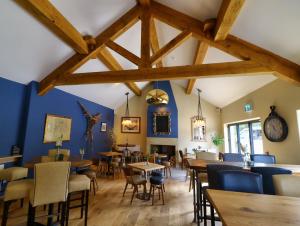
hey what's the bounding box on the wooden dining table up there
[128,162,165,179]
[97,151,123,157]
[24,159,93,170]
[206,189,300,226]
[187,158,300,225]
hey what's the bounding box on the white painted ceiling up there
[0,0,299,109]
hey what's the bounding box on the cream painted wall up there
[114,85,152,153]
[114,82,222,154]
[170,83,222,153]
[221,79,300,164]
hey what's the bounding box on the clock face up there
[264,116,288,142]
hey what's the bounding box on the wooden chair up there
[27,162,71,226]
[162,161,172,178]
[111,157,122,180]
[122,167,147,204]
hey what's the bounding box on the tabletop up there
[24,159,92,168]
[128,162,165,172]
[206,189,300,226]
[98,152,123,157]
[187,159,300,174]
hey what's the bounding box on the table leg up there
[192,169,196,223]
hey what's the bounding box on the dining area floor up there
[0,168,219,226]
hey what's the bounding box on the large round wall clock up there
[263,106,288,142]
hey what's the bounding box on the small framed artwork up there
[100,122,107,132]
[121,117,141,133]
[43,114,72,143]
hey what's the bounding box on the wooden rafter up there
[105,40,142,66]
[38,5,142,95]
[150,18,163,67]
[151,1,300,85]
[97,48,142,96]
[138,0,151,6]
[214,0,245,41]
[186,41,209,94]
[56,61,271,85]
[16,0,88,54]
[150,30,192,65]
[140,6,151,68]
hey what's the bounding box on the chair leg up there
[189,177,192,192]
[131,186,137,204]
[57,202,61,222]
[161,186,165,205]
[20,198,24,208]
[47,203,54,226]
[210,205,215,226]
[169,167,171,177]
[60,201,67,226]
[204,195,207,226]
[2,201,11,226]
[163,184,166,192]
[92,180,96,196]
[27,203,36,226]
[66,195,71,226]
[81,191,85,219]
[123,182,128,197]
[84,190,89,226]
[152,186,155,206]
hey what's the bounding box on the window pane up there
[239,124,251,154]
[229,125,238,153]
[252,122,264,154]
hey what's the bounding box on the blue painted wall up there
[0,78,114,164]
[0,77,26,156]
[147,81,178,138]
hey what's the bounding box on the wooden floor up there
[0,168,221,226]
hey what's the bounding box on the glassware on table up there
[79,148,85,160]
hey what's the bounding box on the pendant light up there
[194,89,205,127]
[122,92,132,127]
[146,81,169,105]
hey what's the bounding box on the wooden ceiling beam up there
[150,18,163,67]
[38,5,142,95]
[16,0,89,54]
[186,41,209,94]
[138,0,151,6]
[151,1,300,85]
[214,0,245,41]
[56,61,271,85]
[97,48,142,96]
[150,30,192,65]
[140,7,152,68]
[105,40,142,66]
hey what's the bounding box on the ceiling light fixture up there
[194,89,205,127]
[146,82,169,105]
[122,92,132,127]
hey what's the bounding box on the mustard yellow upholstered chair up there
[273,175,300,197]
[0,167,28,182]
[2,179,33,226]
[48,149,70,161]
[27,162,71,226]
[67,174,90,226]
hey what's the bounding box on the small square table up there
[128,162,165,179]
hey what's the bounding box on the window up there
[227,120,263,154]
[297,110,300,141]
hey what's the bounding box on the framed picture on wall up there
[43,114,72,143]
[121,117,141,133]
[100,122,107,132]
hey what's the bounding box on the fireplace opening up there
[150,144,176,160]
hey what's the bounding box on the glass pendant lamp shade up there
[122,92,132,126]
[195,89,205,127]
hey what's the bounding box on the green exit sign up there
[244,103,253,112]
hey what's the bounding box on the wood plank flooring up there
[0,168,221,226]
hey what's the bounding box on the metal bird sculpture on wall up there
[78,101,101,146]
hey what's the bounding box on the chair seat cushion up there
[4,179,33,202]
[130,175,147,185]
[69,175,90,193]
[150,176,164,185]
[162,161,171,167]
[0,167,28,181]
[81,170,97,179]
[151,171,163,177]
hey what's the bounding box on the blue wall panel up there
[147,81,178,138]
[22,82,114,163]
[0,77,26,156]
